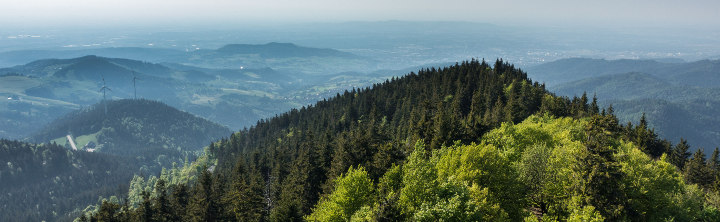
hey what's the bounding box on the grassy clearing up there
[50,130,100,149]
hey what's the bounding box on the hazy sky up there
[2,0,719,28]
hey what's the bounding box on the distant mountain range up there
[0,49,397,140]
[0,55,294,139]
[0,42,371,74]
[216,42,358,58]
[527,58,720,88]
[526,58,720,151]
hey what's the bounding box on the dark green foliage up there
[684,149,714,188]
[0,139,137,221]
[152,178,172,222]
[671,138,692,169]
[579,114,627,220]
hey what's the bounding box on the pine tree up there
[152,178,171,222]
[95,200,121,221]
[671,138,692,169]
[186,167,218,222]
[579,114,626,220]
[685,149,713,187]
[137,191,153,222]
[589,94,599,115]
[169,183,189,221]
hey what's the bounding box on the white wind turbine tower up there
[99,76,112,115]
[132,71,140,100]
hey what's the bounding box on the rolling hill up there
[0,56,301,139]
[526,58,720,151]
[31,99,232,156]
[526,58,720,88]
[0,43,372,75]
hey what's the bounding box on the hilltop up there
[31,99,231,156]
[79,59,720,221]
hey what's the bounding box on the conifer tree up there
[685,148,712,187]
[152,178,171,222]
[579,114,626,220]
[671,138,692,169]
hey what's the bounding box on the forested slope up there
[83,60,720,221]
[32,99,231,156]
[0,140,136,221]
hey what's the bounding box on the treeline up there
[83,59,719,221]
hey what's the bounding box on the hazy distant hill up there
[0,56,295,139]
[31,99,231,155]
[527,58,720,88]
[0,43,371,75]
[528,58,720,151]
[215,42,357,58]
[0,54,396,140]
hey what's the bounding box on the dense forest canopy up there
[0,139,137,221]
[79,59,720,221]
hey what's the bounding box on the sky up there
[2,0,719,28]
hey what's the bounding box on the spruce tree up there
[671,138,692,169]
[579,114,626,220]
[685,149,712,187]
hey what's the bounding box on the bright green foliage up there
[309,114,720,221]
[431,142,523,220]
[567,205,604,222]
[306,166,374,222]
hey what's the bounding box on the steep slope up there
[31,99,231,156]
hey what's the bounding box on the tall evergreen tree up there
[685,149,713,187]
[671,138,692,169]
[579,114,626,220]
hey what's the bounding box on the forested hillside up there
[0,99,230,221]
[32,99,231,156]
[82,60,720,221]
[0,140,136,221]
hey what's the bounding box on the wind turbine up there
[132,71,140,100]
[99,76,111,115]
